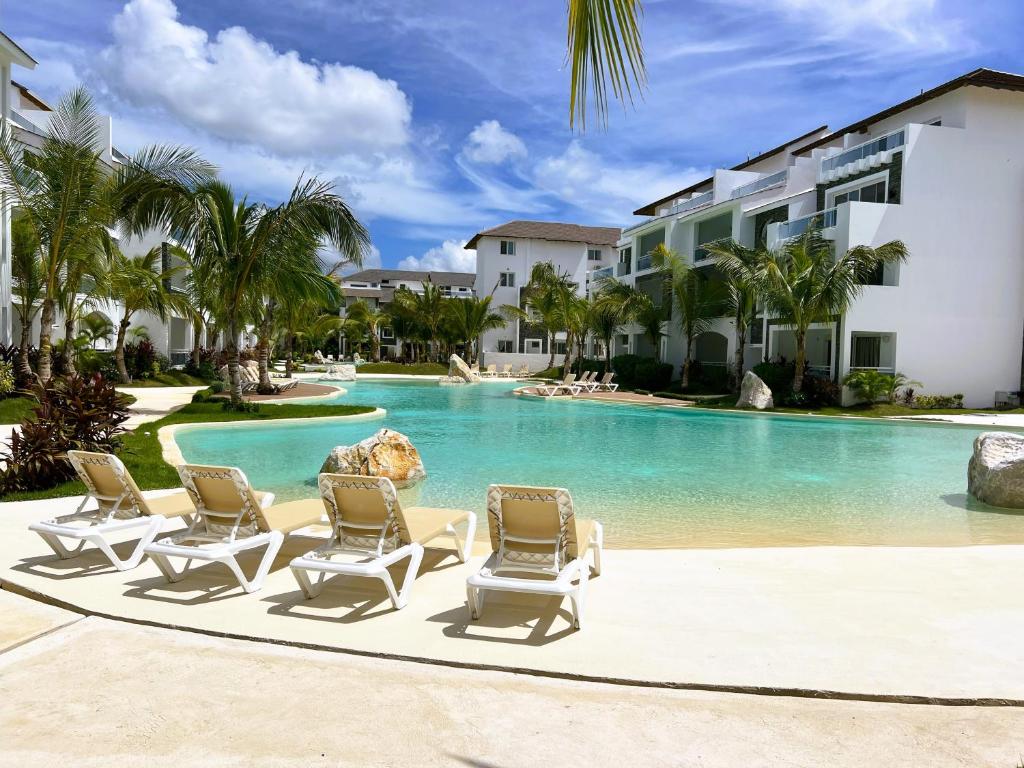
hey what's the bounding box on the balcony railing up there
[636,253,653,272]
[591,266,615,281]
[694,237,730,263]
[8,109,47,136]
[669,190,713,215]
[777,208,837,240]
[616,261,632,276]
[730,169,788,199]
[820,129,905,175]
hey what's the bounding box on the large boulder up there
[736,370,773,410]
[320,428,427,488]
[445,354,480,383]
[968,431,1024,508]
[313,350,325,364]
[321,363,356,381]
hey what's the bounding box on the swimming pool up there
[173,379,1024,548]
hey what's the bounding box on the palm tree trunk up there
[371,329,381,362]
[285,333,294,378]
[37,298,54,382]
[603,333,612,372]
[733,308,746,394]
[792,330,807,393]
[114,318,131,383]
[227,316,243,402]
[547,331,556,369]
[17,317,33,383]
[257,302,274,389]
[63,314,76,377]
[191,320,203,368]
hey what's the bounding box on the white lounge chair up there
[516,365,530,377]
[289,474,477,610]
[592,372,618,392]
[499,364,514,378]
[143,464,319,594]
[480,364,498,378]
[572,371,600,392]
[28,451,196,571]
[467,484,603,630]
[535,373,580,397]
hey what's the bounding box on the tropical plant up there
[10,212,43,383]
[346,299,389,363]
[588,292,626,369]
[443,295,506,364]
[595,278,664,362]
[740,225,908,393]
[0,375,131,493]
[701,238,762,392]
[78,311,114,349]
[0,86,214,382]
[162,177,368,402]
[841,369,893,404]
[0,361,14,396]
[567,0,646,130]
[887,372,921,403]
[391,281,447,362]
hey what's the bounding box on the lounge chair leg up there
[150,551,190,583]
[385,543,424,610]
[291,566,326,599]
[467,584,485,619]
[449,513,477,563]
[35,532,86,560]
[570,565,589,630]
[91,517,165,571]
[224,531,284,594]
[591,522,604,577]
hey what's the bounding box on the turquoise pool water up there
[174,379,1024,548]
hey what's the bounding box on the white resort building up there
[467,220,620,370]
[611,67,1024,407]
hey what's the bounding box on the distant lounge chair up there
[516,365,530,377]
[499,364,514,378]
[480,364,498,378]
[573,371,600,392]
[535,373,580,397]
[592,372,618,392]
[144,465,319,594]
[28,451,196,571]
[467,484,603,630]
[289,474,477,610]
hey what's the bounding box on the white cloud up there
[462,119,527,164]
[99,0,412,156]
[398,239,477,273]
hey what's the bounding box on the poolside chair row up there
[237,364,300,394]
[29,451,603,628]
[535,371,617,397]
[476,363,530,378]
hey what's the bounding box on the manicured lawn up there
[118,371,212,387]
[357,362,447,375]
[3,400,377,501]
[0,396,36,424]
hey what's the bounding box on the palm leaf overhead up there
[567,0,647,130]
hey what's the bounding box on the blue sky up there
[5,0,1022,272]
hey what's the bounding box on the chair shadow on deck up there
[426,594,579,646]
[13,541,137,580]
[264,548,466,623]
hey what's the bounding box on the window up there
[526,338,542,353]
[500,240,516,255]
[638,229,665,258]
[832,178,887,207]
[497,340,514,353]
[381,327,394,340]
[619,246,632,264]
[851,335,881,368]
[499,271,516,288]
[588,248,603,261]
[695,213,733,261]
[618,334,629,346]
[553,341,567,355]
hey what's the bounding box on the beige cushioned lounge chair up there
[143,464,315,593]
[535,373,581,397]
[466,484,603,629]
[288,474,477,610]
[28,451,196,571]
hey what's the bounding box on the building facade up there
[466,221,620,371]
[611,68,1024,407]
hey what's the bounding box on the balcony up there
[670,190,713,215]
[8,108,46,136]
[591,265,615,282]
[636,253,653,272]
[776,208,837,241]
[819,128,905,182]
[730,169,788,200]
[616,261,632,277]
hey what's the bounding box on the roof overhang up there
[0,31,36,69]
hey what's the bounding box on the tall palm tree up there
[10,213,43,382]
[166,177,368,402]
[520,262,576,369]
[103,245,190,382]
[444,296,507,364]
[346,299,389,362]
[58,247,107,376]
[392,282,446,361]
[78,311,114,349]
[746,224,908,393]
[695,239,761,391]
[0,87,214,382]
[595,279,665,360]
[567,0,646,130]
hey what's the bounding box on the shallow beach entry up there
[174,379,1024,548]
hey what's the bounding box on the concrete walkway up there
[1,589,1021,767]
[116,385,206,429]
[3,496,1024,702]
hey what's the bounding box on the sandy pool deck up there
[2,493,1024,704]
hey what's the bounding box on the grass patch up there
[118,371,212,388]
[3,400,377,502]
[688,397,1024,418]
[0,396,37,424]
[357,362,447,375]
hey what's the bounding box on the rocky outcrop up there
[320,428,427,488]
[968,431,1024,508]
[320,363,356,381]
[736,370,773,410]
[439,354,480,385]
[313,350,325,364]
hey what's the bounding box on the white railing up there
[820,128,905,175]
[8,109,47,136]
[730,169,788,199]
[849,365,895,375]
[670,190,713,215]
[591,266,615,281]
[776,208,837,240]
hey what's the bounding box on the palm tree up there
[166,177,368,402]
[746,224,908,393]
[58,248,106,376]
[701,239,761,392]
[392,282,446,361]
[346,300,388,362]
[444,296,506,364]
[567,0,646,130]
[520,262,576,369]
[589,298,623,370]
[596,279,665,360]
[104,245,190,382]
[78,311,114,349]
[11,214,43,382]
[0,87,214,382]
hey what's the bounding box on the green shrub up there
[220,398,259,414]
[842,369,893,403]
[0,375,131,493]
[752,361,794,394]
[0,361,14,397]
[611,354,673,391]
[912,393,964,410]
[209,380,226,393]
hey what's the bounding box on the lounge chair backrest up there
[67,450,153,519]
[486,364,497,373]
[562,373,577,386]
[601,372,614,385]
[177,464,267,539]
[485,484,580,574]
[317,473,411,555]
[583,371,596,383]
[502,364,512,372]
